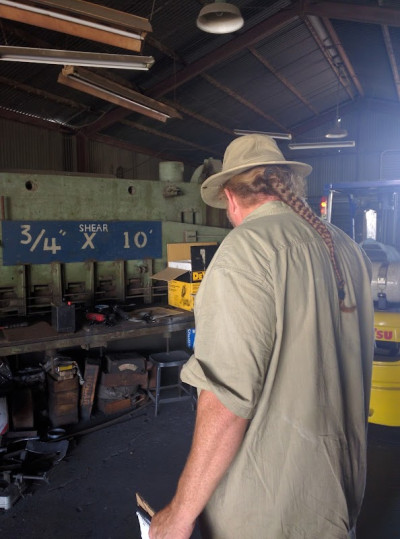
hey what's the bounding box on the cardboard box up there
[151,242,218,311]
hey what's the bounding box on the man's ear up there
[224,188,237,212]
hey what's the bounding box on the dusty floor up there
[0,399,398,538]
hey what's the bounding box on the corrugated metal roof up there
[0,0,399,166]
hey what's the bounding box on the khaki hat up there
[201,134,312,208]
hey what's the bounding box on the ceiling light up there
[0,46,155,70]
[0,0,152,52]
[234,130,292,140]
[325,117,348,139]
[58,66,182,123]
[289,141,356,150]
[325,75,348,139]
[196,1,244,34]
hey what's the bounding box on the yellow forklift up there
[321,180,400,427]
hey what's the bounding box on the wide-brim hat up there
[201,134,312,208]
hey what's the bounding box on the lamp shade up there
[325,118,348,139]
[196,2,244,34]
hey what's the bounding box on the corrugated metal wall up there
[88,139,160,181]
[0,118,66,171]
[1,106,400,193]
[0,118,196,182]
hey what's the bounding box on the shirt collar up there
[243,200,292,224]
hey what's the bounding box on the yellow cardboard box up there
[151,242,218,311]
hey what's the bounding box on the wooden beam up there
[303,16,354,100]
[248,47,318,115]
[382,25,400,101]
[201,73,289,132]
[321,17,364,98]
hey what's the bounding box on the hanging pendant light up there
[196,1,244,34]
[325,76,348,139]
[325,117,348,139]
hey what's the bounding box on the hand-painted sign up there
[2,220,162,265]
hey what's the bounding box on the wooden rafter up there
[248,47,318,115]
[321,17,364,98]
[303,16,354,100]
[382,25,400,101]
[201,73,289,132]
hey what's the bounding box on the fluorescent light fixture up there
[289,140,356,150]
[0,0,152,53]
[58,66,182,123]
[234,129,292,140]
[0,46,155,70]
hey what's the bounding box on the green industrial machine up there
[0,171,229,320]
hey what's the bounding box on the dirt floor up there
[0,400,398,538]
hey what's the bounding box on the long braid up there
[266,171,356,313]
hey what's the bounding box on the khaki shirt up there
[181,201,374,539]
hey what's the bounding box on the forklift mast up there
[323,180,400,249]
[321,180,400,427]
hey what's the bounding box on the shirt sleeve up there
[181,261,276,419]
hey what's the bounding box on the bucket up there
[159,161,184,182]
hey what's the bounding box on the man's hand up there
[149,501,195,539]
[148,390,248,538]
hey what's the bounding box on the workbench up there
[0,306,195,357]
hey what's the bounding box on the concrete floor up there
[0,399,398,538]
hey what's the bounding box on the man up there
[149,134,374,538]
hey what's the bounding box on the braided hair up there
[224,166,356,313]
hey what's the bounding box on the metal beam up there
[302,1,400,27]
